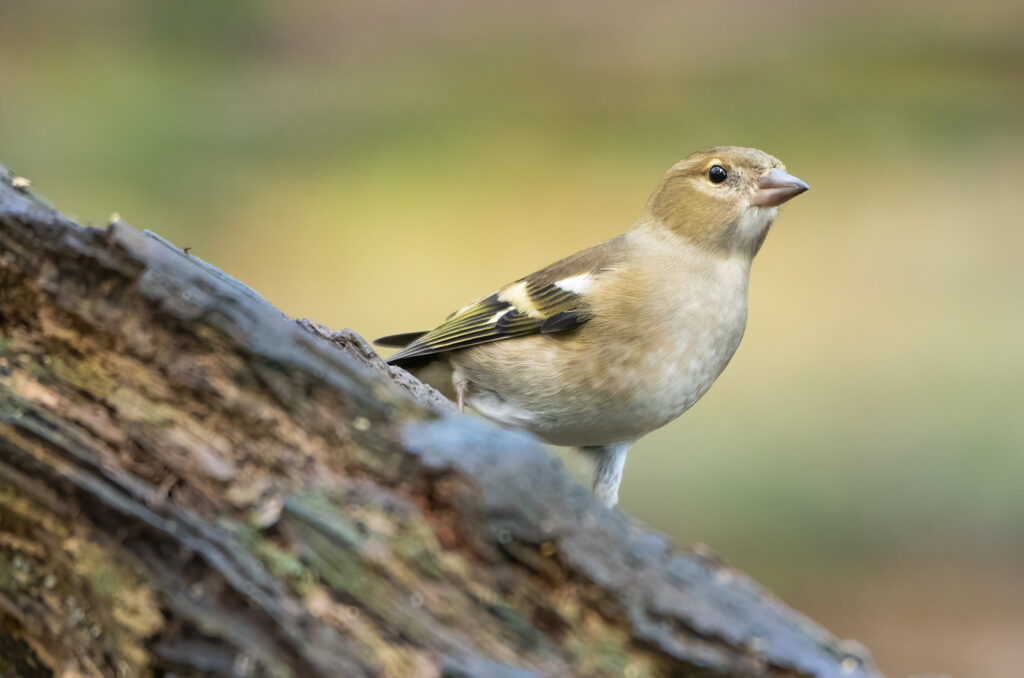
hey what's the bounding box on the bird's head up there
[646,146,809,256]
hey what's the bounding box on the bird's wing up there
[380,236,626,365]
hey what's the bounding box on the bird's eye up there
[708,165,728,184]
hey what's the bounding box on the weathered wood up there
[0,164,881,678]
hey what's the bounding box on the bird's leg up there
[582,442,631,507]
[450,369,469,413]
[455,381,466,413]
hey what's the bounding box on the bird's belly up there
[456,320,745,447]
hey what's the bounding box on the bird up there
[376,147,808,507]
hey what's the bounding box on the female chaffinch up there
[378,147,809,507]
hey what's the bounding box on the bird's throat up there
[730,206,776,256]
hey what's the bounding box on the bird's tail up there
[374,330,439,370]
[374,331,427,348]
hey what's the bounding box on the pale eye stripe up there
[553,273,591,294]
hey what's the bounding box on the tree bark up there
[0,164,881,678]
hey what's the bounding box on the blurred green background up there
[2,1,1022,675]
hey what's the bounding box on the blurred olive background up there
[2,1,1023,675]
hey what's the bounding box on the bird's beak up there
[751,168,809,207]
